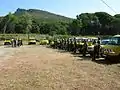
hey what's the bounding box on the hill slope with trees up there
[0,8,120,35]
[14,8,72,23]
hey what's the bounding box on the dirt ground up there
[0,45,120,90]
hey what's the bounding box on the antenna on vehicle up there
[100,0,117,14]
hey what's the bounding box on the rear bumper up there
[28,42,36,45]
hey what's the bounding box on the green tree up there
[0,12,18,33]
[110,17,120,35]
[31,20,40,33]
[15,12,32,35]
[69,19,82,35]
[95,12,113,34]
[77,13,100,35]
[114,14,120,18]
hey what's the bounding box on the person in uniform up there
[20,39,23,46]
[60,39,63,49]
[11,39,14,47]
[70,39,73,52]
[67,38,70,51]
[13,39,16,47]
[17,38,19,47]
[92,40,96,45]
[64,39,66,50]
[82,40,88,56]
[97,37,101,57]
[92,37,101,61]
[73,38,77,53]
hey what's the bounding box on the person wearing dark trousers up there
[11,39,14,47]
[13,39,16,47]
[17,39,21,47]
[82,40,88,56]
[74,38,77,53]
[92,37,101,61]
[67,39,70,51]
[20,39,23,46]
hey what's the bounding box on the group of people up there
[50,38,97,52]
[11,38,23,47]
[49,37,101,60]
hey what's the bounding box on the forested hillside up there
[0,8,120,35]
[14,8,72,23]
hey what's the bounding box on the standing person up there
[67,38,70,51]
[93,40,96,45]
[61,39,64,50]
[11,39,14,47]
[70,39,72,52]
[13,39,16,47]
[64,39,67,51]
[48,39,51,45]
[74,38,77,53]
[17,39,20,47]
[92,37,101,61]
[96,37,101,57]
[20,39,23,46]
[82,40,88,56]
[16,39,18,47]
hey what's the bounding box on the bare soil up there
[0,45,120,90]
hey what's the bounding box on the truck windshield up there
[101,40,109,45]
[108,37,120,45]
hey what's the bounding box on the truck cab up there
[100,35,120,61]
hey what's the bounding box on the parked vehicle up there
[4,39,11,45]
[28,38,36,45]
[92,35,120,61]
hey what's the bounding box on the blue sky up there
[0,0,120,18]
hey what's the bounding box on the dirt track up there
[0,45,120,90]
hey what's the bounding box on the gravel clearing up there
[0,45,119,90]
[0,46,20,61]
